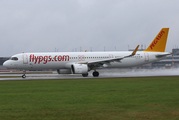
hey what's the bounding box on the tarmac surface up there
[0,68,179,81]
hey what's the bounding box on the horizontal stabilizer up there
[155,53,171,58]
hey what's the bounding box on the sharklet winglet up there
[132,45,139,55]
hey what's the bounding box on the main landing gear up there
[22,70,26,78]
[93,71,99,77]
[82,71,99,77]
[82,73,88,77]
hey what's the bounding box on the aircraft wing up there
[86,45,139,68]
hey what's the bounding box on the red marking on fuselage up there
[29,54,69,64]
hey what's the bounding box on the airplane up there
[3,28,171,78]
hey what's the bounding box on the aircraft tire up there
[22,74,26,78]
[82,73,88,77]
[93,71,99,77]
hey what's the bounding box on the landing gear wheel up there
[82,73,88,77]
[22,74,26,78]
[93,71,99,77]
[22,70,26,78]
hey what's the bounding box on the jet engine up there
[71,64,88,74]
[57,69,72,74]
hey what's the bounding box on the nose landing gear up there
[22,70,26,78]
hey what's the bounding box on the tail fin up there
[144,28,169,52]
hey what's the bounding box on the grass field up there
[0,77,179,120]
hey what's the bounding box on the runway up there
[0,68,179,81]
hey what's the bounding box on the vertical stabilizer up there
[144,28,169,52]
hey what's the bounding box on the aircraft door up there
[109,54,114,58]
[78,55,85,61]
[22,54,28,64]
[144,53,149,62]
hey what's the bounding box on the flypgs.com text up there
[29,54,70,64]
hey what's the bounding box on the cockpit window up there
[10,57,18,60]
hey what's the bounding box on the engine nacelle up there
[57,69,72,74]
[71,64,88,74]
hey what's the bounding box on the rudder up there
[144,28,169,52]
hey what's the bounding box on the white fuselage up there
[3,51,168,70]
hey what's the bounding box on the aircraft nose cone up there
[3,61,10,68]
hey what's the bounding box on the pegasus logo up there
[150,30,165,49]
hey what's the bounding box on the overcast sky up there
[0,0,179,56]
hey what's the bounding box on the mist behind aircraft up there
[99,68,179,77]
